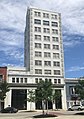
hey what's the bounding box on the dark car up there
[1,107,18,113]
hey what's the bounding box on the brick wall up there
[0,67,7,81]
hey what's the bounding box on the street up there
[0,111,41,119]
[0,110,84,119]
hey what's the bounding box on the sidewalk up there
[0,110,84,119]
[56,115,84,119]
[48,110,84,119]
[42,109,79,115]
[23,109,84,119]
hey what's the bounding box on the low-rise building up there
[0,66,67,110]
[0,66,84,110]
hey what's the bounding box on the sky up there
[0,0,84,78]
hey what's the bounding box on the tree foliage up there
[75,80,84,100]
[0,80,10,101]
[27,89,35,110]
[36,80,53,114]
[27,89,35,102]
[36,80,53,102]
[52,90,61,110]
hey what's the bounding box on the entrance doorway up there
[55,90,62,109]
[11,89,27,110]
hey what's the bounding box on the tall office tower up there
[24,7,66,110]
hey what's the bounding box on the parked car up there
[68,104,84,111]
[1,107,18,113]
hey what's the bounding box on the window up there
[35,69,42,74]
[52,22,58,27]
[24,78,27,83]
[52,37,59,42]
[43,28,50,33]
[35,43,41,48]
[54,79,57,84]
[54,70,60,75]
[45,78,48,81]
[0,75,3,81]
[39,78,42,82]
[34,11,41,17]
[58,79,61,84]
[43,13,49,18]
[53,61,60,67]
[44,61,51,66]
[52,29,58,34]
[20,78,23,83]
[35,35,41,40]
[44,70,51,74]
[35,27,41,32]
[44,36,50,41]
[44,52,51,57]
[53,45,59,50]
[53,53,59,59]
[16,78,19,83]
[69,87,77,95]
[34,19,41,24]
[51,14,57,19]
[35,78,38,83]
[44,44,50,49]
[43,20,49,26]
[35,60,42,66]
[35,51,42,57]
[49,79,51,82]
[12,78,15,83]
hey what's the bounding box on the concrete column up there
[52,89,55,110]
[4,89,12,108]
[53,101,55,110]
[27,89,35,110]
[0,101,1,111]
[61,86,67,110]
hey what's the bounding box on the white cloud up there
[5,49,24,61]
[67,66,84,72]
[1,63,24,67]
[63,39,82,47]
[0,0,84,66]
[0,1,26,31]
[0,0,84,46]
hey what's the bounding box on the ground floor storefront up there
[4,84,67,110]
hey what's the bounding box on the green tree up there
[52,90,61,110]
[75,80,84,100]
[36,80,52,114]
[27,89,35,111]
[0,80,10,101]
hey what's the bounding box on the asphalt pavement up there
[0,110,84,119]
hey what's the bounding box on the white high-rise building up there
[25,7,64,77]
[24,7,67,110]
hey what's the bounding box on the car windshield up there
[72,105,80,107]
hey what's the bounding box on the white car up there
[68,104,84,111]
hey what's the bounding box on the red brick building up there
[0,67,7,81]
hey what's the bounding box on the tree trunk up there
[42,100,45,115]
[46,100,48,114]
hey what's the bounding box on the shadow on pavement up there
[75,112,84,115]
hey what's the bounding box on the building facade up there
[65,78,79,108]
[0,67,7,110]
[65,78,84,109]
[24,7,66,110]
[24,7,64,77]
[0,67,83,111]
[0,66,67,110]
[0,7,68,110]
